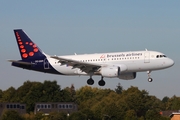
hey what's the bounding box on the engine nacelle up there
[100,66,120,78]
[118,72,136,80]
[100,65,128,78]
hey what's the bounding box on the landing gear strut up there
[147,71,153,82]
[98,76,105,86]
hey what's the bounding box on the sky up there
[0,1,180,99]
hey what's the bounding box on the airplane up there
[8,29,174,86]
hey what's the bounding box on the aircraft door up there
[44,58,50,69]
[144,52,150,63]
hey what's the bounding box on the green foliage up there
[166,95,180,110]
[162,96,169,103]
[16,81,38,102]
[48,112,67,120]
[121,86,150,117]
[0,80,178,119]
[68,111,86,120]
[23,112,35,120]
[80,108,95,120]
[0,89,3,101]
[1,87,17,102]
[64,84,76,102]
[115,83,123,94]
[0,110,24,120]
[24,80,71,112]
[124,110,137,120]
[145,110,162,120]
[34,112,44,120]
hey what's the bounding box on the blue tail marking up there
[14,29,45,60]
[12,29,62,75]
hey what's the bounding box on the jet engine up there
[100,64,127,78]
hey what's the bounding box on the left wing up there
[50,56,105,73]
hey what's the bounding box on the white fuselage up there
[47,50,174,76]
[11,29,175,86]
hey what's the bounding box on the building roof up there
[169,112,180,117]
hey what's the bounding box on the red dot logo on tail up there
[22,53,28,58]
[15,30,44,59]
[20,45,24,49]
[21,49,26,53]
[34,48,39,52]
[29,52,34,56]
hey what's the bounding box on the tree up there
[23,82,44,112]
[92,92,123,120]
[145,110,161,120]
[22,80,70,112]
[166,95,180,110]
[33,112,44,120]
[16,81,38,102]
[80,108,95,120]
[48,112,67,120]
[162,96,169,103]
[124,110,137,120]
[1,87,17,102]
[69,111,86,120]
[121,86,149,117]
[0,89,3,101]
[115,83,123,94]
[0,110,24,120]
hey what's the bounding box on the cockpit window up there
[156,55,167,58]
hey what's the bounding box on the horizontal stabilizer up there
[7,60,34,65]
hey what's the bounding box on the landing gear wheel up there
[148,78,153,82]
[98,80,105,86]
[87,78,94,85]
[147,71,153,82]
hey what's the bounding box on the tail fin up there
[14,29,46,60]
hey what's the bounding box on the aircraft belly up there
[126,60,167,72]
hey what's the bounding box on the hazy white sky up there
[0,1,180,99]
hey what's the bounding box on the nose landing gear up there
[147,71,153,82]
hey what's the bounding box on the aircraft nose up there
[167,58,174,67]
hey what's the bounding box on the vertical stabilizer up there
[14,29,46,60]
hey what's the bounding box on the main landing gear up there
[147,71,153,82]
[87,76,106,86]
[87,78,94,85]
[98,76,105,86]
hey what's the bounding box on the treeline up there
[0,80,180,120]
